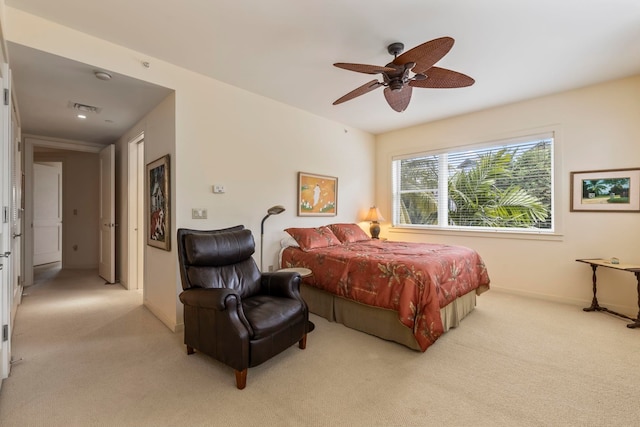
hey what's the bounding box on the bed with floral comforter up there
[281,224,490,352]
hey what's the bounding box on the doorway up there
[23,138,106,288]
[33,162,62,266]
[127,133,145,290]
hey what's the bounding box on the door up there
[33,163,62,266]
[99,144,115,284]
[11,103,23,301]
[128,134,144,290]
[1,66,11,383]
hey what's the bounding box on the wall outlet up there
[212,184,225,194]
[268,265,274,272]
[192,208,208,219]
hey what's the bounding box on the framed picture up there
[147,154,171,250]
[298,172,338,216]
[570,168,640,212]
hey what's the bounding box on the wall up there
[116,92,176,328]
[6,8,376,331]
[376,75,640,315]
[34,150,99,268]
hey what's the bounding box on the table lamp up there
[260,205,285,271]
[364,206,385,239]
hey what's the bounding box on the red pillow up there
[329,223,370,243]
[284,226,342,251]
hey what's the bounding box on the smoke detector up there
[94,71,112,81]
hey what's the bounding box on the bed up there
[280,224,490,352]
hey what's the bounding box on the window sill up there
[388,226,564,242]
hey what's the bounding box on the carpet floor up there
[0,266,639,426]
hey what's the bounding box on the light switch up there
[192,208,208,219]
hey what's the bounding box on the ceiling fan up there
[332,37,474,112]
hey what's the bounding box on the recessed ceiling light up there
[77,114,87,119]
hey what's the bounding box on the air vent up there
[68,101,102,114]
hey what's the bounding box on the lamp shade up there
[364,206,385,222]
[267,205,286,215]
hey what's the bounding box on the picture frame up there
[147,154,171,250]
[298,172,338,216]
[570,168,640,212]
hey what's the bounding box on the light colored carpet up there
[1,266,639,426]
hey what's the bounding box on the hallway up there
[0,266,184,425]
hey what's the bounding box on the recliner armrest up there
[179,288,240,310]
[259,272,301,299]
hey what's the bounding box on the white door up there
[128,135,144,290]
[11,104,23,300]
[1,67,12,383]
[33,163,62,266]
[99,145,115,284]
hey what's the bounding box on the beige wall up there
[116,93,176,328]
[376,75,640,316]
[34,150,99,269]
[7,8,376,331]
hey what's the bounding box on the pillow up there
[280,235,300,248]
[284,226,342,251]
[329,223,370,243]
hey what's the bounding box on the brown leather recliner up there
[177,226,308,389]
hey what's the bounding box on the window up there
[392,133,554,233]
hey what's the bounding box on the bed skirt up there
[301,283,487,351]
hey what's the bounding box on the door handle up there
[13,233,22,239]
[0,251,10,258]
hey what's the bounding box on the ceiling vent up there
[68,101,102,114]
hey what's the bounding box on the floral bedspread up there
[281,240,490,351]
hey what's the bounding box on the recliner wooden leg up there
[186,345,195,355]
[235,369,247,390]
[299,333,307,349]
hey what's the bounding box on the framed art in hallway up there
[147,154,171,250]
[570,168,640,212]
[298,172,338,216]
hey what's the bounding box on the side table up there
[277,267,312,278]
[576,258,640,329]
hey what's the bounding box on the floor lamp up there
[260,205,285,271]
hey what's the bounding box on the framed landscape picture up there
[147,154,171,250]
[570,168,640,212]
[298,172,338,216]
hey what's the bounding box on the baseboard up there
[143,298,179,332]
[489,286,637,318]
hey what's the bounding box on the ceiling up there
[8,42,173,145]
[6,0,640,142]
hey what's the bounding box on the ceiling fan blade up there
[334,63,396,75]
[333,80,383,105]
[393,37,455,74]
[409,67,475,88]
[384,86,413,112]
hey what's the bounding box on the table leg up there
[583,264,601,312]
[626,272,640,329]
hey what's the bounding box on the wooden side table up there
[277,267,312,278]
[576,258,640,328]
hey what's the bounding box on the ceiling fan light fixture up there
[389,80,403,91]
[333,37,473,112]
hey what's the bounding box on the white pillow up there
[280,235,300,248]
